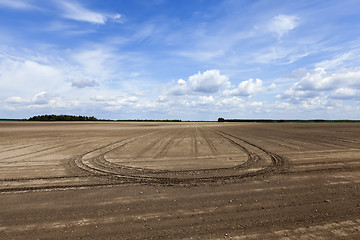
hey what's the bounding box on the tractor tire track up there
[154,130,181,159]
[198,127,218,155]
[69,127,281,184]
[1,127,288,193]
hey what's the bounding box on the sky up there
[1,0,360,121]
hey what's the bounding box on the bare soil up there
[0,121,359,239]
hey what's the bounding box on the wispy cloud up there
[0,0,122,25]
[58,1,107,24]
[43,21,96,35]
[57,1,122,24]
[315,49,360,70]
[0,0,35,10]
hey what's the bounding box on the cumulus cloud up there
[268,14,300,39]
[198,95,214,104]
[223,78,263,97]
[167,70,230,96]
[293,67,360,91]
[71,79,99,88]
[32,91,52,104]
[188,70,230,93]
[282,67,360,103]
[294,68,336,91]
[103,96,139,110]
[331,88,360,99]
[300,96,331,110]
[217,96,244,107]
[4,92,61,109]
[167,79,188,96]
[223,78,276,98]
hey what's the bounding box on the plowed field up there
[1,122,359,239]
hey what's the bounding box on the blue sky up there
[1,0,360,120]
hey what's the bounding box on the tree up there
[28,115,99,121]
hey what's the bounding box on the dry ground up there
[0,121,359,239]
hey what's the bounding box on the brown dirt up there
[0,121,359,239]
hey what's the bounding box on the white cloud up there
[198,95,214,104]
[102,96,139,111]
[282,67,360,103]
[331,88,360,99]
[294,67,360,91]
[268,14,300,39]
[32,91,52,104]
[283,88,318,101]
[59,1,106,24]
[176,50,225,62]
[189,70,230,93]
[4,91,64,109]
[167,70,230,96]
[113,13,121,20]
[251,47,288,64]
[274,101,295,111]
[0,0,35,10]
[177,79,186,85]
[223,78,263,97]
[0,0,123,26]
[70,48,115,78]
[249,46,309,65]
[5,96,29,104]
[315,50,360,70]
[0,58,63,93]
[218,96,244,107]
[167,79,188,96]
[315,52,352,70]
[0,46,134,116]
[294,68,334,91]
[43,21,97,35]
[90,95,115,102]
[300,96,330,110]
[58,1,121,24]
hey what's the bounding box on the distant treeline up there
[26,115,182,122]
[28,115,98,121]
[116,119,182,122]
[0,119,24,121]
[217,118,360,123]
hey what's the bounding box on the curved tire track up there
[1,127,286,193]
[68,127,284,184]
